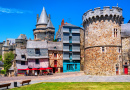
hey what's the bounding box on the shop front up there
[63,60,80,72]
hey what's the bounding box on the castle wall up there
[122,37,130,74]
[80,28,85,71]
[85,47,122,75]
[85,20,121,47]
[34,30,54,41]
[83,6,123,75]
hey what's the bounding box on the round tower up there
[82,6,123,75]
[33,7,55,41]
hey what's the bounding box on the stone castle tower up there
[33,7,55,41]
[82,6,124,75]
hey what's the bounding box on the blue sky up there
[0,0,129,42]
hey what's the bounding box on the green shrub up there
[53,39,57,42]
[3,51,14,71]
[0,55,2,61]
[0,70,6,74]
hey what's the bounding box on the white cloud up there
[0,7,32,14]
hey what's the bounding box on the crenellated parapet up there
[82,6,123,24]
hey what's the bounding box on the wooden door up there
[54,60,57,67]
[116,67,119,75]
[124,66,128,75]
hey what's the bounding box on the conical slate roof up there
[37,7,48,25]
[47,19,55,28]
[17,34,27,40]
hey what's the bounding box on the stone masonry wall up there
[83,7,123,75]
[85,20,121,47]
[122,37,130,74]
[85,47,122,76]
[80,28,85,71]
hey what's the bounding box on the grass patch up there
[10,82,130,90]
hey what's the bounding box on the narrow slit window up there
[114,29,115,37]
[102,47,105,52]
[119,48,121,53]
[116,29,117,37]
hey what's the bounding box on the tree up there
[53,39,57,42]
[3,52,14,71]
[0,55,2,61]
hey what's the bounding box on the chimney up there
[37,14,39,23]
[48,14,50,19]
[7,40,9,45]
[61,19,64,27]
[3,40,5,45]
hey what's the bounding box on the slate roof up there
[121,23,130,37]
[17,34,27,40]
[63,23,80,28]
[48,42,62,51]
[37,7,48,25]
[47,19,55,29]
[0,61,4,66]
[15,48,27,61]
[8,66,14,70]
[27,41,48,48]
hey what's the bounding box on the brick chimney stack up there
[61,19,64,27]
[7,40,9,45]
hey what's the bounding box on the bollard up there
[14,82,17,87]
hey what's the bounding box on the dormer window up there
[35,49,40,54]
[21,55,25,59]
[54,46,56,49]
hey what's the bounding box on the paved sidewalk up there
[43,75,130,82]
[0,72,84,89]
[1,72,130,89]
